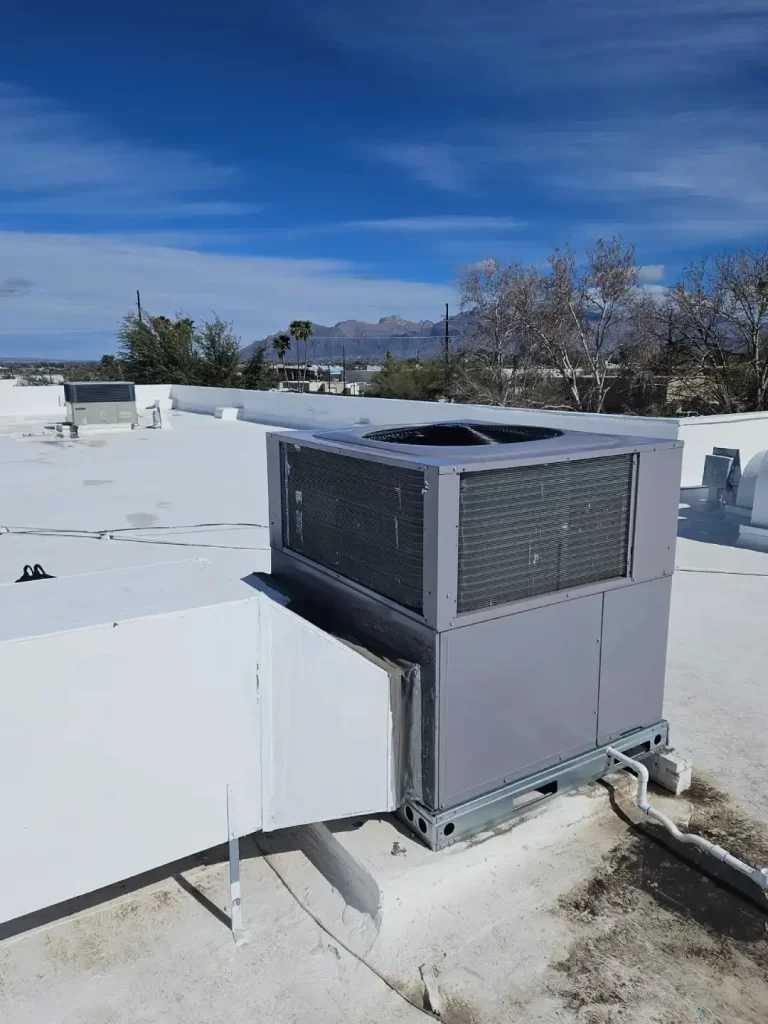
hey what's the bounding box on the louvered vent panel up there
[458,454,634,612]
[280,443,425,612]
[64,382,136,403]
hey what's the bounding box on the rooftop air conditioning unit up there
[64,381,138,428]
[266,420,683,846]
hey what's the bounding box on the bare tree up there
[715,249,768,410]
[458,239,641,413]
[662,260,739,413]
[613,289,670,415]
[456,260,541,407]
[521,238,639,413]
[663,250,768,413]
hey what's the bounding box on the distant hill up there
[240,313,475,363]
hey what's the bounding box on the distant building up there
[345,369,380,385]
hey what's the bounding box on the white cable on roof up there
[676,567,768,577]
[0,522,270,553]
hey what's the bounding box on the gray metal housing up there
[64,381,138,428]
[266,421,683,816]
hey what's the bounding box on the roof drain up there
[607,746,768,896]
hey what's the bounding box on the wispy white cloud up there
[622,143,768,209]
[365,143,470,191]
[252,214,525,241]
[343,216,524,232]
[0,232,455,354]
[556,118,768,244]
[344,0,768,254]
[303,0,768,92]
[0,194,261,219]
[637,264,665,283]
[541,117,768,212]
[369,112,768,246]
[457,258,497,273]
[0,84,253,222]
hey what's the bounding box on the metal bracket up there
[227,783,246,945]
[398,721,669,850]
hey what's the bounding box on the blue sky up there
[1,0,767,357]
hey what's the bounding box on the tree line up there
[370,239,768,416]
[450,239,768,416]
[90,237,768,417]
[94,313,316,391]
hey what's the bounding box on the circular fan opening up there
[363,422,563,446]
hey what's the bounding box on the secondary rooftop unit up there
[64,381,138,428]
[267,420,683,847]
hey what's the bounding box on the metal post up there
[227,783,245,945]
[136,289,143,325]
[444,302,449,368]
[444,303,451,399]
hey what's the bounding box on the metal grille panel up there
[64,382,136,403]
[458,454,634,612]
[280,443,425,612]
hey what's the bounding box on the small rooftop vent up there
[364,422,562,447]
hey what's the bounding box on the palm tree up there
[289,320,313,385]
[272,332,291,379]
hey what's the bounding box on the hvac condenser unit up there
[64,381,138,428]
[266,421,683,846]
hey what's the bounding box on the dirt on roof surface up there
[549,776,768,1024]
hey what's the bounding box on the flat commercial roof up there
[2,404,768,1023]
[0,411,275,585]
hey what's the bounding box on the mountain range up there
[240,313,474,363]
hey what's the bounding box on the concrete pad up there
[256,778,645,1020]
[0,850,421,1024]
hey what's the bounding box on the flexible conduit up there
[606,746,768,895]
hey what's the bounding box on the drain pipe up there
[606,747,768,895]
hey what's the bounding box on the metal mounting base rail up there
[399,721,669,850]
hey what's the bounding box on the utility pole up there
[444,303,451,399]
[136,289,143,325]
[342,344,346,392]
[444,303,449,368]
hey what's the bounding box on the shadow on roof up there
[677,496,743,549]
